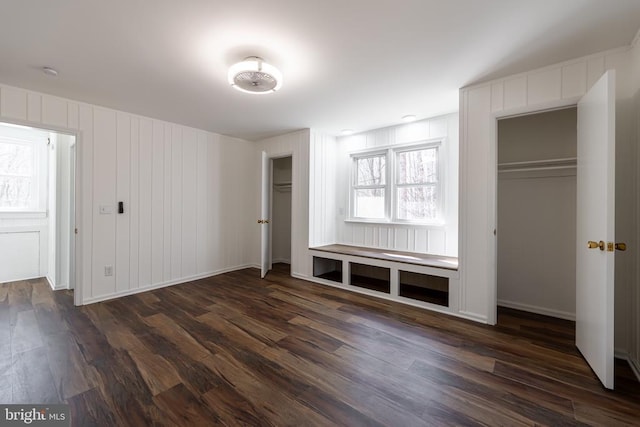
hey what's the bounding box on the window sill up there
[344,218,445,228]
[0,211,47,219]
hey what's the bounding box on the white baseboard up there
[498,299,575,321]
[613,350,640,383]
[272,258,291,264]
[82,264,257,305]
[629,356,640,383]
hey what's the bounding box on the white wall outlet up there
[104,265,113,276]
[99,205,113,214]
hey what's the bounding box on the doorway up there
[497,107,577,320]
[271,156,292,272]
[260,153,293,278]
[0,121,77,292]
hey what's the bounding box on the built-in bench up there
[309,244,459,312]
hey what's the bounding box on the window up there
[352,153,386,219]
[0,124,48,212]
[350,142,441,223]
[395,146,438,221]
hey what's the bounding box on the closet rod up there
[498,157,576,172]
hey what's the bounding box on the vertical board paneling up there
[0,86,28,120]
[462,86,492,317]
[163,124,172,281]
[115,113,131,292]
[42,96,68,128]
[587,56,606,89]
[91,108,117,297]
[27,93,42,123]
[138,118,153,287]
[79,104,94,297]
[526,68,561,105]
[503,76,527,110]
[196,132,208,273]
[428,229,446,254]
[491,83,504,112]
[415,229,428,253]
[395,228,408,250]
[129,118,140,289]
[208,135,221,271]
[181,128,197,277]
[562,62,587,99]
[0,82,260,305]
[170,125,182,279]
[67,103,79,130]
[151,121,165,284]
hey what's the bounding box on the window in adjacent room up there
[0,124,48,212]
[349,141,441,223]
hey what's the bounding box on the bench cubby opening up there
[349,262,391,293]
[313,256,343,283]
[399,270,449,307]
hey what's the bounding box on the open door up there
[260,151,270,278]
[576,70,617,389]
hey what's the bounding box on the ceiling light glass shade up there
[228,56,283,94]
[402,115,417,122]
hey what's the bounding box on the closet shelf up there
[498,157,576,173]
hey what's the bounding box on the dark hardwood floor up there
[1,263,639,426]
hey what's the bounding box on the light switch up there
[99,205,113,214]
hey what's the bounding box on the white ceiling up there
[1,1,639,141]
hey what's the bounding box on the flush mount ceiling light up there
[228,56,283,94]
[402,115,417,123]
[340,129,354,136]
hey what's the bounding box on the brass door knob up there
[615,243,627,251]
[587,240,605,250]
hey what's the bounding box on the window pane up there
[354,188,385,218]
[397,148,437,184]
[0,176,32,208]
[356,156,385,185]
[0,143,33,176]
[397,186,437,220]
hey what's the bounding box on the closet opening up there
[270,156,292,275]
[497,107,577,325]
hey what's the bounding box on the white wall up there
[459,43,638,344]
[309,131,338,247]
[629,33,640,379]
[497,109,577,320]
[272,156,292,264]
[327,113,459,256]
[0,83,257,304]
[256,130,311,279]
[47,133,57,288]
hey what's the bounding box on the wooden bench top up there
[310,244,459,271]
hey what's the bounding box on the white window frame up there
[350,150,389,221]
[0,130,48,213]
[348,140,443,225]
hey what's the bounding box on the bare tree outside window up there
[350,143,441,223]
[354,155,386,218]
[396,148,438,220]
[0,142,34,209]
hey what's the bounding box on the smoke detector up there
[228,56,283,94]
